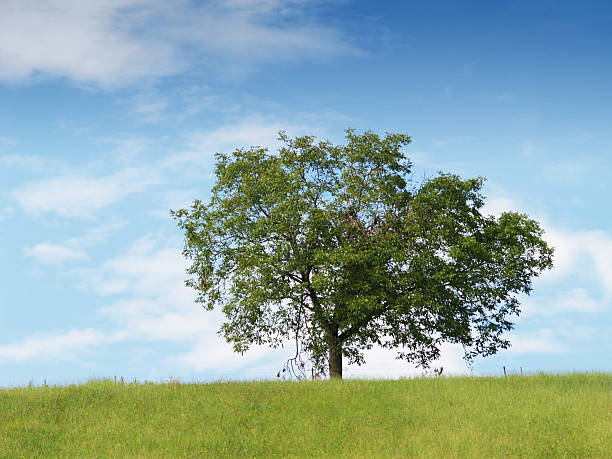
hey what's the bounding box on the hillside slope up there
[1,373,610,457]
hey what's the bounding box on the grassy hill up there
[0,373,610,457]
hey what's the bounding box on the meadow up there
[0,373,610,457]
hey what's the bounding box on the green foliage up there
[0,374,610,457]
[172,129,553,377]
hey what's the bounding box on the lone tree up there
[172,130,553,379]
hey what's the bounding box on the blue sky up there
[1,0,611,386]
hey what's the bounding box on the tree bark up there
[328,328,343,379]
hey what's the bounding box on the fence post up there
[503,366,507,377]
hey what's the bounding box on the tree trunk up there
[328,329,343,379]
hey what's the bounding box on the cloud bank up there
[0,0,359,86]
[13,168,160,218]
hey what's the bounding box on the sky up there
[1,0,611,387]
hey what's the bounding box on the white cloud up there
[406,150,432,167]
[65,218,127,250]
[0,205,14,222]
[176,336,289,376]
[481,195,522,217]
[1,154,46,170]
[96,137,150,163]
[129,97,169,123]
[555,288,605,313]
[543,157,596,182]
[477,189,612,317]
[128,87,241,124]
[71,234,270,376]
[542,228,612,297]
[0,0,359,86]
[78,233,473,379]
[13,167,160,218]
[507,329,568,355]
[99,235,189,298]
[479,188,612,295]
[147,189,200,220]
[163,116,329,170]
[24,219,125,265]
[219,0,307,15]
[521,288,607,317]
[23,219,125,267]
[74,234,200,338]
[168,2,361,63]
[186,118,287,151]
[0,0,176,85]
[24,242,89,265]
[0,328,113,362]
[344,343,470,379]
[72,267,131,295]
[71,235,188,298]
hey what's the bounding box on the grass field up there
[0,373,610,457]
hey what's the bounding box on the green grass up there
[0,373,610,458]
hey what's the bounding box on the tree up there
[171,130,553,379]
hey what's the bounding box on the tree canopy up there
[172,130,554,379]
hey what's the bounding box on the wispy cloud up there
[166,0,361,65]
[13,167,160,218]
[70,234,278,373]
[176,337,290,376]
[128,96,169,123]
[96,137,151,163]
[1,154,47,171]
[507,329,568,355]
[127,84,243,123]
[0,328,116,362]
[480,188,612,320]
[481,195,523,218]
[24,242,89,265]
[72,234,193,305]
[163,115,328,170]
[554,288,606,313]
[542,228,612,298]
[0,0,360,86]
[542,157,596,182]
[23,219,126,267]
[99,235,189,299]
[218,0,308,15]
[0,205,14,222]
[521,288,607,317]
[74,231,472,378]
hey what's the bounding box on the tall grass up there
[0,373,610,457]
